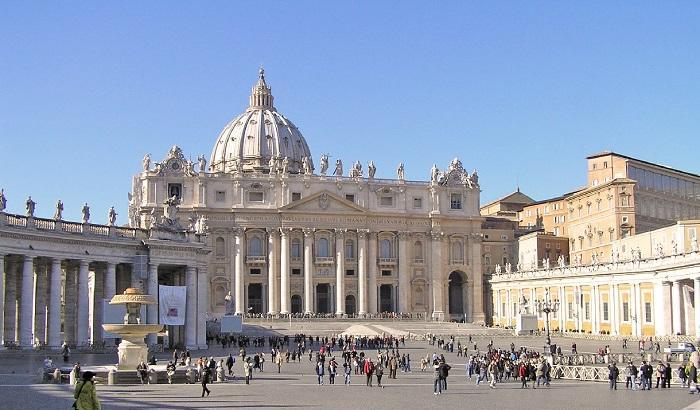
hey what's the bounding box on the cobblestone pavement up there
[2,321,698,409]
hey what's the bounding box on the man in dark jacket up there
[688,362,698,394]
[608,363,619,390]
[438,360,451,391]
[201,366,212,397]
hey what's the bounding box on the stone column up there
[104,262,117,301]
[76,260,90,347]
[335,229,346,316]
[91,268,104,345]
[3,259,16,345]
[185,266,197,349]
[630,282,639,337]
[47,259,62,349]
[146,263,159,346]
[430,231,444,320]
[63,264,77,345]
[694,278,700,337]
[672,280,682,335]
[197,266,209,349]
[368,232,378,314]
[303,228,314,314]
[397,232,410,313]
[653,281,669,336]
[357,230,368,315]
[591,285,599,334]
[33,262,47,345]
[557,286,565,332]
[505,289,512,326]
[267,228,279,315]
[234,228,245,315]
[0,254,4,348]
[279,229,290,315]
[471,236,485,323]
[610,283,620,336]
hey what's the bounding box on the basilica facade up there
[129,69,487,322]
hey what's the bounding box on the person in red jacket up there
[364,358,375,386]
[519,362,528,389]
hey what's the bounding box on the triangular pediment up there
[280,190,367,213]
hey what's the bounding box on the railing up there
[115,227,141,238]
[5,213,27,227]
[61,221,84,233]
[315,256,334,264]
[87,225,110,236]
[378,257,397,265]
[553,364,685,385]
[246,255,266,264]
[290,256,302,263]
[35,218,56,230]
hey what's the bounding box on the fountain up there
[102,288,163,369]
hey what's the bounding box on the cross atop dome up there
[250,66,274,109]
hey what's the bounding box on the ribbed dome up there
[209,68,313,174]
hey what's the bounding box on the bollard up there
[618,354,624,363]
[108,368,116,385]
[53,368,61,384]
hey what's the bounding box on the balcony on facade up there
[377,257,397,267]
[246,255,267,266]
[413,257,424,265]
[315,256,334,265]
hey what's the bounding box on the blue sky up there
[1,1,698,223]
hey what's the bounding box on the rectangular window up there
[502,303,506,315]
[413,197,422,209]
[249,192,264,202]
[603,302,609,321]
[215,190,226,202]
[291,243,301,258]
[450,193,462,209]
[381,269,392,276]
[292,192,302,201]
[644,302,652,323]
[567,302,573,319]
[622,302,629,321]
[345,269,355,276]
[168,183,182,199]
[380,196,394,206]
[250,268,261,275]
[585,302,591,320]
[291,268,301,276]
[345,194,355,203]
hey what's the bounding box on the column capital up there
[430,231,444,241]
[279,227,293,237]
[398,231,411,240]
[266,227,280,237]
[303,228,314,238]
[51,258,62,267]
[357,229,369,239]
[334,228,347,238]
[234,227,245,236]
[78,259,90,268]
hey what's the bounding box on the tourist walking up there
[201,366,211,397]
[688,362,698,394]
[519,362,528,388]
[316,360,325,385]
[226,354,235,375]
[625,361,637,390]
[376,363,384,387]
[62,342,71,363]
[73,371,100,410]
[244,358,251,384]
[364,359,374,386]
[608,363,619,390]
[433,361,442,395]
[343,362,351,385]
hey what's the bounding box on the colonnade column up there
[357,230,368,315]
[197,266,209,349]
[104,262,117,301]
[591,285,599,334]
[146,263,159,346]
[335,229,346,316]
[185,266,197,348]
[430,231,444,320]
[279,229,290,315]
[234,228,245,315]
[47,259,62,348]
[4,262,17,344]
[672,280,682,335]
[76,260,90,347]
[471,236,485,323]
[63,265,77,345]
[630,283,639,337]
[0,255,4,348]
[397,232,410,313]
[557,286,565,332]
[267,228,279,315]
[610,283,620,336]
[368,232,378,314]
[303,228,313,314]
[653,281,669,336]
[33,263,47,345]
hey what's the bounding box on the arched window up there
[215,237,225,256]
[452,241,463,263]
[413,241,423,261]
[249,236,263,256]
[317,238,330,257]
[291,238,301,258]
[345,239,355,260]
[380,239,392,258]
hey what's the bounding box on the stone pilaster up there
[197,266,209,349]
[357,230,368,315]
[47,258,62,349]
[33,262,47,345]
[397,231,410,313]
[146,263,159,346]
[185,266,197,349]
[430,231,444,320]
[76,260,90,347]
[368,232,378,314]
[20,256,35,348]
[335,229,346,316]
[279,228,290,315]
[267,228,279,315]
[234,228,245,315]
[303,228,314,314]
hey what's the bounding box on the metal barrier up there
[553,364,685,384]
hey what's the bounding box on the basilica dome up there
[209,69,313,174]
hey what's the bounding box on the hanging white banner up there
[159,285,187,325]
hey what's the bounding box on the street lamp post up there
[536,289,560,353]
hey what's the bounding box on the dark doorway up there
[248,283,263,314]
[379,284,393,312]
[448,271,465,317]
[345,295,356,316]
[291,295,302,314]
[316,284,331,313]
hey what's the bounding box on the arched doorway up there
[448,271,466,321]
[291,295,302,314]
[345,295,356,316]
